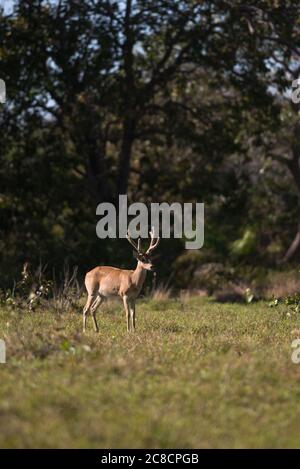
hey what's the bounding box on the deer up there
[82,228,160,333]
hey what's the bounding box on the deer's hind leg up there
[83,294,95,332]
[83,294,96,332]
[90,294,103,332]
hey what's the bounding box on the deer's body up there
[83,229,159,333]
[85,265,146,299]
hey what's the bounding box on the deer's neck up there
[132,262,147,289]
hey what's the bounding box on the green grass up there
[1,296,300,448]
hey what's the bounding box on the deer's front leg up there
[129,300,136,331]
[123,295,131,332]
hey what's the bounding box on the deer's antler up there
[126,231,142,253]
[146,226,160,255]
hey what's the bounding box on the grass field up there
[1,295,300,448]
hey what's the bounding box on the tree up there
[1,0,300,288]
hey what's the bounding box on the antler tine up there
[126,231,143,253]
[146,226,160,254]
[126,231,138,252]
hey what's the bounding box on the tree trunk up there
[117,0,135,196]
[282,222,300,263]
[117,118,135,195]
[87,143,111,203]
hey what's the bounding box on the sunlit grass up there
[1,296,300,448]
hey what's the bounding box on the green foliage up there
[230,228,257,258]
[1,1,300,286]
[172,250,206,287]
[284,293,300,307]
[269,293,300,317]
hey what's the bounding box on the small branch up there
[268,153,292,167]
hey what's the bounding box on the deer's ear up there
[133,250,139,259]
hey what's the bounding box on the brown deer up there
[83,228,160,332]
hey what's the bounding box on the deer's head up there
[126,227,160,271]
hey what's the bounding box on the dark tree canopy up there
[1,0,300,286]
